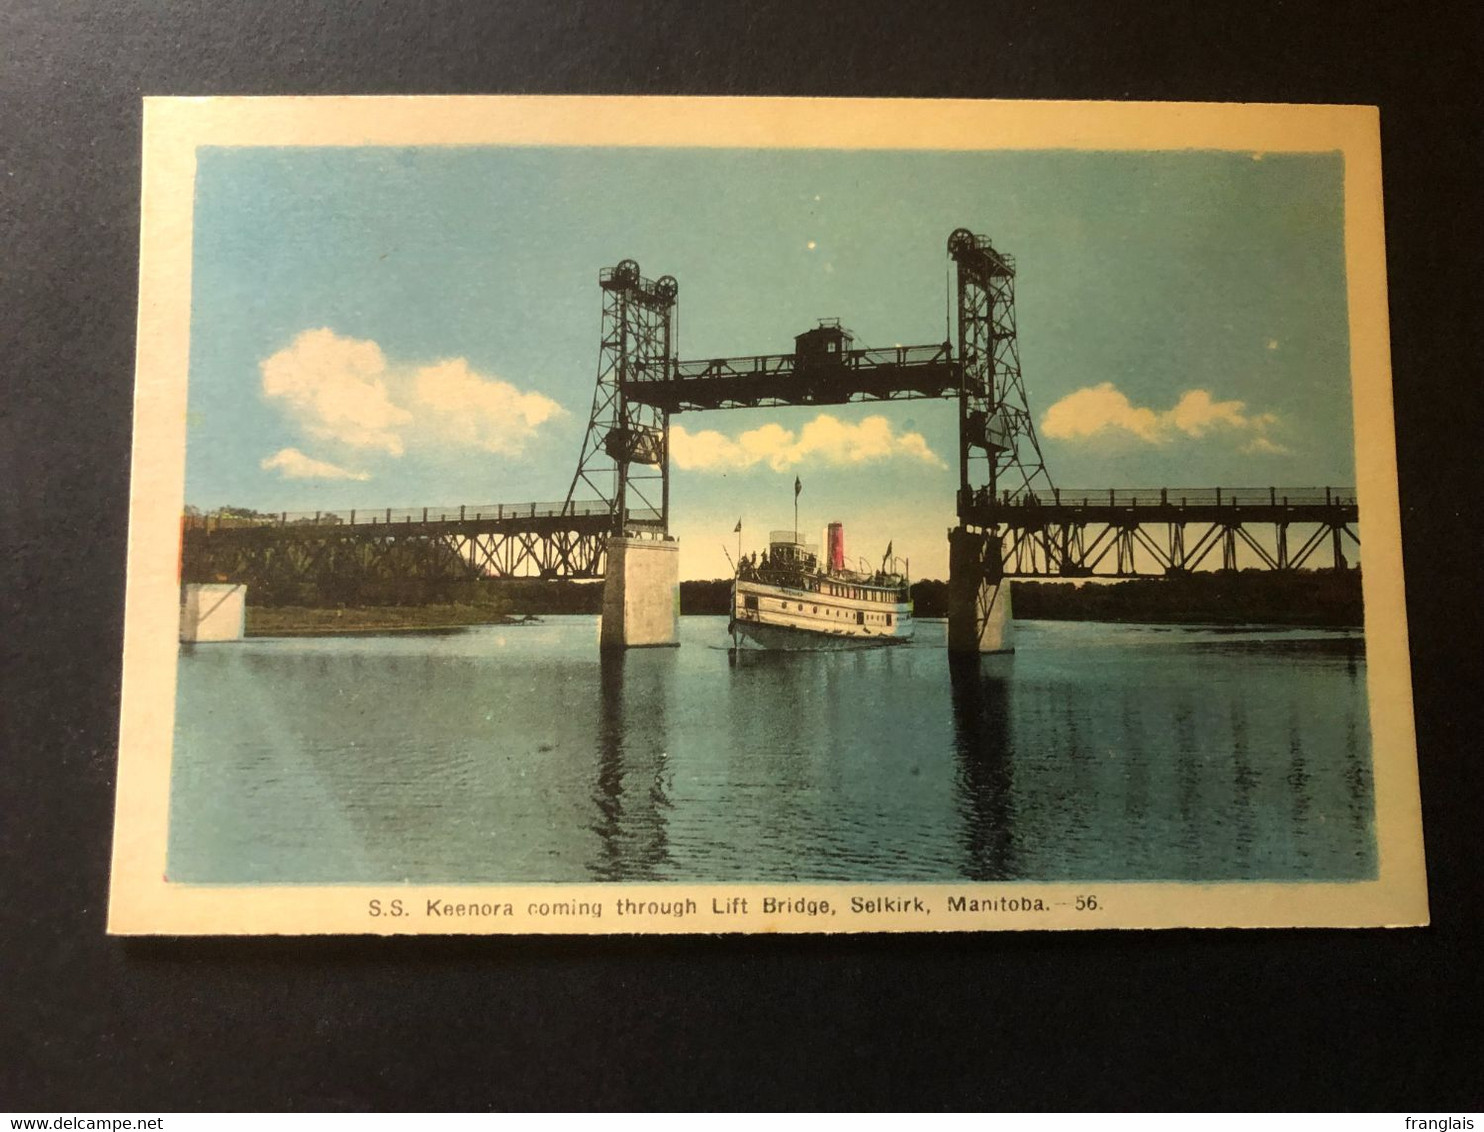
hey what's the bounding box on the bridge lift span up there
[549,228,1063,651]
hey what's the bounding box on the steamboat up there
[729,521,914,650]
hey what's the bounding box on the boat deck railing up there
[737,564,909,600]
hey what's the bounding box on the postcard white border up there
[110,97,1427,934]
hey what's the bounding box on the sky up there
[184,145,1352,578]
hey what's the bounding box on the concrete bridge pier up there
[180,583,247,643]
[947,527,1014,655]
[601,536,680,649]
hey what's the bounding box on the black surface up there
[2,0,1480,1112]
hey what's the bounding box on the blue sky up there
[185,145,1352,578]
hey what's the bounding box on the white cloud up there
[260,447,371,481]
[670,413,946,472]
[260,329,411,455]
[1166,389,1275,438]
[410,358,564,456]
[1242,436,1287,455]
[1043,383,1161,442]
[1041,382,1287,453]
[260,328,564,460]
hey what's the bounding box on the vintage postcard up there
[109,97,1427,934]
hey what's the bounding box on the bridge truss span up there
[180,501,638,591]
[979,486,1361,577]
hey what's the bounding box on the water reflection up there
[948,654,1017,880]
[717,647,916,881]
[589,649,675,881]
[1173,702,1201,878]
[1342,652,1372,841]
[1286,712,1313,868]
[1121,697,1153,874]
[166,618,1379,884]
[1230,698,1256,875]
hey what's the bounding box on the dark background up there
[3,0,1480,1112]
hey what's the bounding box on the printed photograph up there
[110,98,1426,932]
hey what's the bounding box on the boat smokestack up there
[827,522,846,572]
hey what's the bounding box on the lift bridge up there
[182,230,1360,651]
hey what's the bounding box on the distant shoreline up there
[247,612,1364,638]
[244,570,1363,636]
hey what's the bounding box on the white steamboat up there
[730,522,913,651]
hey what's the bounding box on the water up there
[167,617,1375,884]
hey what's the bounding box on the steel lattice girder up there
[182,516,611,586]
[997,513,1360,576]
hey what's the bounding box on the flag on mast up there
[794,476,802,498]
[734,519,742,533]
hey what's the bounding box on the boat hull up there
[731,579,913,651]
[731,619,910,651]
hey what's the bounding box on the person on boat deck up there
[759,550,769,572]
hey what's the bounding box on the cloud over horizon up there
[670,413,946,473]
[1041,382,1286,455]
[260,447,371,481]
[259,328,564,478]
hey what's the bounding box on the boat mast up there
[793,476,801,544]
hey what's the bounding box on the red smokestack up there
[827,522,846,572]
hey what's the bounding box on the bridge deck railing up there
[994,486,1358,509]
[184,499,630,533]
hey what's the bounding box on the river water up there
[167,617,1375,885]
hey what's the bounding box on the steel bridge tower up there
[564,259,678,539]
[947,229,1051,653]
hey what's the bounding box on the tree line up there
[686,572,1362,625]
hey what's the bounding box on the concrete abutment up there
[180,583,247,642]
[947,526,1014,655]
[601,536,681,649]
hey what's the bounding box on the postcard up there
[109,97,1427,934]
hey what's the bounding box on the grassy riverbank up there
[246,604,529,637]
